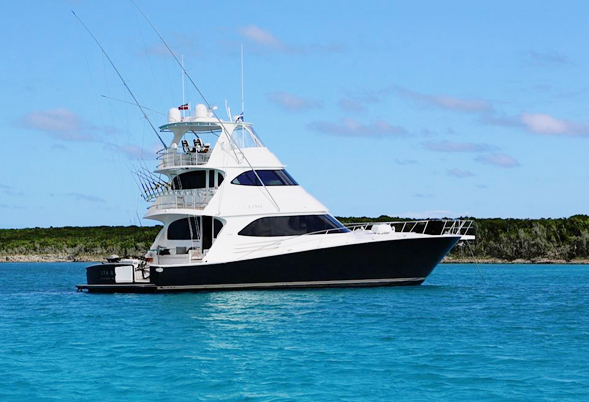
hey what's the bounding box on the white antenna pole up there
[241,44,244,114]
[181,54,185,118]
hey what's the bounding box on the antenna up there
[132,1,281,212]
[181,54,185,119]
[72,11,167,149]
[241,44,244,115]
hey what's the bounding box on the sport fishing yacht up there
[77,104,474,292]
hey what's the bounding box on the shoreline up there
[2,254,103,263]
[2,254,589,265]
[443,257,589,265]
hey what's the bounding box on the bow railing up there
[344,219,475,238]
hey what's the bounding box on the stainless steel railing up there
[156,149,211,168]
[147,188,217,211]
[343,219,474,237]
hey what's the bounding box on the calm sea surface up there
[0,263,588,401]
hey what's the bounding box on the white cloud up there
[0,183,24,197]
[424,140,498,153]
[238,25,345,55]
[525,50,572,67]
[140,34,201,58]
[475,153,520,168]
[238,25,285,50]
[479,112,522,128]
[20,108,96,141]
[266,91,322,112]
[520,112,589,136]
[104,143,160,160]
[521,113,569,134]
[402,210,460,219]
[394,87,493,113]
[65,193,106,203]
[339,98,365,112]
[308,118,406,137]
[447,168,475,178]
[482,111,589,137]
[395,158,419,165]
[340,85,493,115]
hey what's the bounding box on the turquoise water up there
[0,263,588,401]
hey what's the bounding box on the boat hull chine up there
[152,236,458,291]
[78,236,459,293]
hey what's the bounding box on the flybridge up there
[157,103,265,167]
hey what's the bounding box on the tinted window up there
[209,170,214,187]
[214,218,224,238]
[217,172,224,186]
[231,170,298,186]
[172,171,206,190]
[238,215,349,237]
[168,217,200,240]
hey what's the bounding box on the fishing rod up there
[72,10,167,149]
[100,95,165,116]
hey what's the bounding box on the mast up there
[241,44,244,116]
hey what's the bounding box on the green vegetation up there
[0,226,162,261]
[337,215,589,262]
[2,215,589,262]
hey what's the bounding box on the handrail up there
[343,219,475,236]
[236,219,475,261]
[156,148,211,168]
[147,188,217,211]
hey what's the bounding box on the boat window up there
[172,171,206,189]
[238,215,350,237]
[208,170,214,188]
[231,170,298,186]
[168,217,200,240]
[231,125,265,149]
[214,218,224,238]
[172,169,224,189]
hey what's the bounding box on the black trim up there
[231,169,298,186]
[81,236,459,292]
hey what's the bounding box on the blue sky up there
[1,0,588,228]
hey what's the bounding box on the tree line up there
[1,215,589,262]
[337,215,589,261]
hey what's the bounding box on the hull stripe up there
[156,277,425,291]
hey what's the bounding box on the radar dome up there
[168,108,181,123]
[194,104,208,119]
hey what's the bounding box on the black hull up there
[77,236,459,293]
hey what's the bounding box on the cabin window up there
[231,170,298,186]
[238,215,349,237]
[172,171,206,190]
[172,170,225,190]
[208,170,214,188]
[214,218,224,238]
[231,125,265,148]
[168,217,200,240]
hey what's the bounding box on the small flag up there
[178,103,189,110]
[235,112,244,122]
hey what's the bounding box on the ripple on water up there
[0,263,589,401]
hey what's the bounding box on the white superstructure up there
[138,104,473,269]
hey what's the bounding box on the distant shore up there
[3,254,589,265]
[443,257,589,265]
[2,254,102,263]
